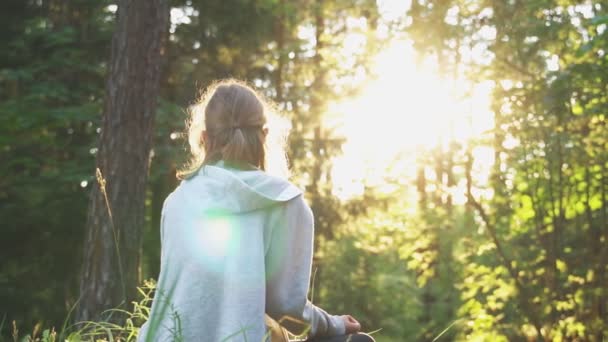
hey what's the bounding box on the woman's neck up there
[218,159,259,171]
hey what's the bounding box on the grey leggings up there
[306,333,376,342]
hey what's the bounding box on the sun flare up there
[329,39,495,200]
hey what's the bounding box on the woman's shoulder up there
[162,164,305,214]
[206,163,303,202]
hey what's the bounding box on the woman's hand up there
[341,315,361,334]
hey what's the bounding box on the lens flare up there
[188,212,238,271]
[199,216,232,257]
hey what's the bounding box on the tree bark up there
[76,0,168,322]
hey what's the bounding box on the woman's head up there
[178,79,290,179]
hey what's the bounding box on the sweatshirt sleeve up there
[265,195,345,338]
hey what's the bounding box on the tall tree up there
[76,0,168,322]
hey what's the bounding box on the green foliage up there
[407,0,608,340]
[2,0,607,341]
[0,0,113,331]
[316,201,422,339]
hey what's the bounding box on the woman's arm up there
[265,195,346,338]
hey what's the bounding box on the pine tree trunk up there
[76,0,168,322]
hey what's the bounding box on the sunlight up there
[377,0,411,21]
[329,39,494,200]
[191,214,235,268]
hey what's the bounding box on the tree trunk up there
[76,0,168,322]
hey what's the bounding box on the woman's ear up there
[202,130,209,145]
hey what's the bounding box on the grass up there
[3,280,282,342]
[3,289,352,342]
[2,284,458,342]
[2,281,157,342]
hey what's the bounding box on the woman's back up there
[138,162,304,341]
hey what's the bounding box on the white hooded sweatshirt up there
[137,162,345,342]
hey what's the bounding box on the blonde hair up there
[178,79,290,180]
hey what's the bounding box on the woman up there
[138,80,374,342]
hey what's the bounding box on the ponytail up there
[178,79,288,179]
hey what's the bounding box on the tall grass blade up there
[96,167,126,300]
[0,314,6,338]
[309,267,318,305]
[220,324,253,342]
[431,319,462,342]
[58,296,81,341]
[365,328,382,335]
[144,274,178,342]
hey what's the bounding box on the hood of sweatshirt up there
[167,161,302,214]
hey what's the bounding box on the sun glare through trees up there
[2,0,607,340]
[328,1,496,202]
